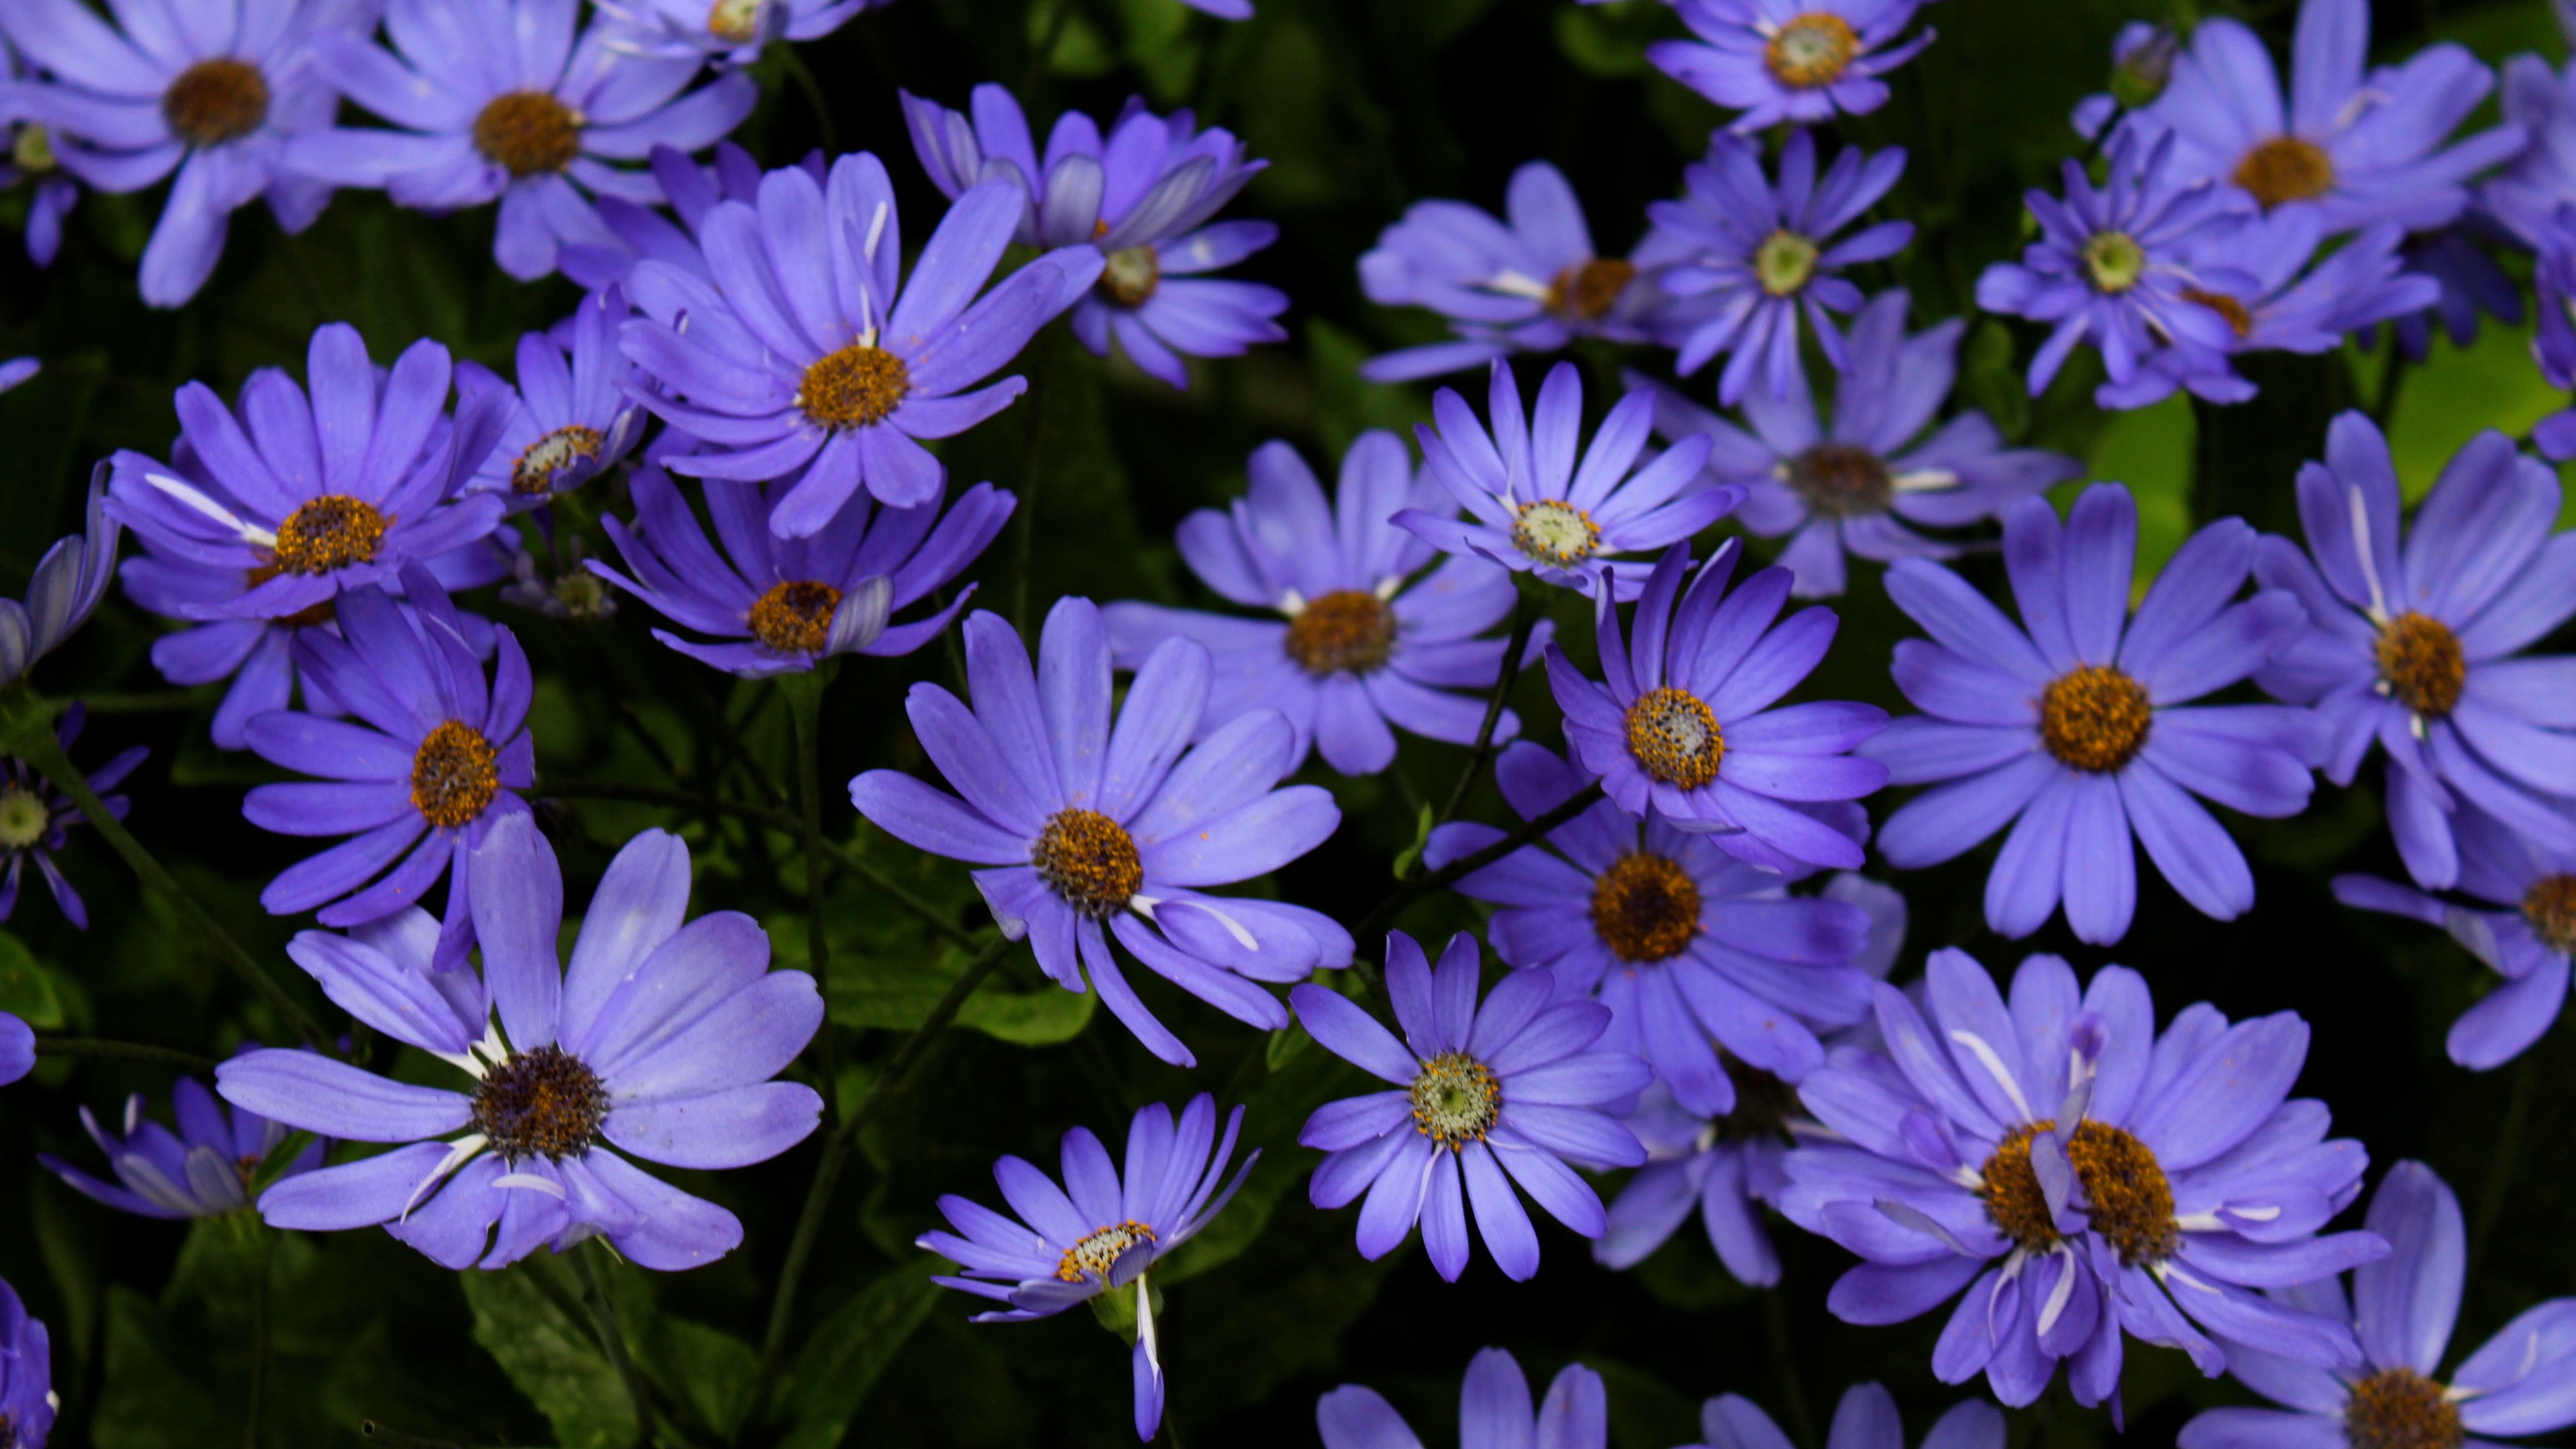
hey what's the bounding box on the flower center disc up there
[1787,443,1894,517]
[799,343,911,429]
[2039,665,2151,772]
[1033,808,1142,918]
[163,58,270,146]
[1546,258,1637,323]
[2375,611,2465,718]
[513,425,605,495]
[1754,229,1821,297]
[1625,687,1724,789]
[13,123,57,174]
[272,494,388,575]
[749,579,843,654]
[1099,245,1162,307]
[411,719,500,828]
[1511,500,1601,566]
[2083,231,2147,293]
[0,786,49,851]
[2345,1368,2465,1449]
[2523,874,2576,955]
[470,1043,610,1162]
[1591,851,1703,963]
[1766,12,1860,87]
[1981,1119,2178,1266]
[1410,1050,1501,1150]
[2183,287,2254,339]
[1284,590,1397,676]
[1057,1219,1158,1283]
[473,91,582,178]
[708,0,763,41]
[2234,136,2336,209]
[553,572,613,621]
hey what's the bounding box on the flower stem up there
[36,1037,219,1072]
[780,670,841,1130]
[571,1244,659,1449]
[1010,331,1059,637]
[1346,782,1605,969]
[1432,584,1544,831]
[244,1224,274,1449]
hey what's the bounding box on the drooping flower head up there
[1864,484,2315,946]
[0,1277,54,1449]
[220,816,825,1271]
[1395,360,1731,601]
[2528,206,2576,462]
[621,153,1092,537]
[42,1067,323,1218]
[1646,0,1937,133]
[2483,52,2576,248]
[288,0,756,282]
[1782,949,2386,1409]
[2251,414,2576,891]
[0,39,80,268]
[851,599,1351,1067]
[0,703,143,932]
[1682,1383,2002,1449]
[1317,1348,1605,1449]
[2071,23,2181,141]
[1102,431,1538,777]
[458,288,646,513]
[1548,541,1889,871]
[920,1094,1256,1442]
[0,464,121,691]
[904,87,1284,389]
[1356,160,1656,383]
[594,462,1008,676]
[1646,129,1914,403]
[595,0,879,66]
[1290,930,1651,1282]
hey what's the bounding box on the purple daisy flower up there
[1317,1348,1605,1449]
[1646,0,1937,133]
[919,1093,1256,1442]
[904,86,1283,389]
[1291,930,1650,1282]
[1,39,81,268]
[1355,160,1658,383]
[240,566,532,967]
[456,287,646,513]
[220,816,824,1271]
[2143,0,2525,235]
[0,1279,54,1449]
[1101,431,1538,777]
[1548,541,1889,871]
[593,461,1008,676]
[0,703,142,932]
[42,1066,325,1218]
[851,598,1350,1067]
[0,463,120,691]
[2251,414,2576,890]
[594,0,879,66]
[1782,948,2385,1410]
[1686,1383,2002,1449]
[2180,1161,2576,1449]
[1864,484,2315,946]
[1641,288,2083,598]
[0,0,357,306]
[621,152,1092,536]
[1646,129,1914,404]
[287,0,755,283]
[1394,360,1731,602]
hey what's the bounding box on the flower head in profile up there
[42,1068,323,1218]
[0,40,80,270]
[1290,930,1650,1283]
[1356,160,1656,383]
[0,703,143,932]
[920,1094,1255,1442]
[2251,414,2576,891]
[852,599,1351,1067]
[1865,484,2314,946]
[1317,1348,1605,1449]
[1684,1383,2001,1449]
[2071,23,2180,141]
[596,0,879,66]
[1396,360,1731,602]
[2528,207,2576,462]
[219,816,824,1270]
[288,0,756,281]
[2485,53,2576,247]
[1647,0,1937,133]
[0,464,121,691]
[458,288,646,513]
[1782,949,2385,1409]
[0,1277,54,1449]
[1102,431,1539,777]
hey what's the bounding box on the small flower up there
[1102,431,1539,777]
[220,816,824,1270]
[1290,930,1650,1282]
[1356,160,1657,383]
[1317,1348,1605,1449]
[2251,414,2576,891]
[0,1277,56,1448]
[1866,484,2314,945]
[1782,948,2385,1409]
[42,1067,323,1218]
[498,535,619,623]
[594,462,1008,676]
[1647,0,1937,133]
[596,0,879,66]
[1682,1384,2002,1449]
[1549,541,1888,871]
[0,703,142,932]
[2072,24,2181,140]
[288,0,755,282]
[851,598,1351,1067]
[0,464,120,691]
[2179,1161,2576,1449]
[1642,288,2082,598]
[458,288,647,513]
[1,40,80,268]
[920,1094,1255,1442]
[1646,129,1914,403]
[1395,360,1731,601]
[621,153,1092,536]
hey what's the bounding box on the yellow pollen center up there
[0,787,49,851]
[271,495,388,576]
[512,425,605,495]
[473,91,582,178]
[162,58,270,146]
[2083,231,2146,293]
[1099,245,1162,307]
[2523,874,2576,955]
[2233,136,2336,209]
[708,0,763,41]
[1284,590,1397,676]
[1411,1050,1500,1150]
[1625,687,1724,788]
[748,579,843,655]
[1787,442,1894,517]
[1591,851,1703,963]
[470,1044,609,1162]
[1981,1119,2178,1266]
[2039,665,2151,773]
[1765,12,1861,87]
[2184,287,2254,339]
[1546,258,1637,323]
[2345,1369,2465,1449]
[1033,808,1142,918]
[1057,1219,1157,1282]
[1510,500,1601,566]
[798,343,910,429]
[411,720,500,829]
[2375,612,2465,718]
[13,123,56,173]
[1754,230,1821,297]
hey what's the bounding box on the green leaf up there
[822,932,1093,1046]
[774,1261,943,1449]
[631,1311,759,1442]
[460,1263,637,1449]
[1390,802,1436,881]
[91,1286,227,1449]
[0,926,68,1029]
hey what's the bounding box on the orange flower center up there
[1284,590,1397,676]
[272,495,388,576]
[1032,808,1142,917]
[2039,665,2151,773]
[1591,851,1702,963]
[2233,136,2335,209]
[749,580,843,655]
[473,91,582,178]
[470,1044,609,1161]
[1546,258,1636,323]
[1981,1119,2177,1265]
[163,58,270,146]
[799,343,910,429]
[1765,12,1860,87]
[411,720,500,828]
[1625,687,1723,789]
[2343,1369,2464,1449]
[2375,612,2465,718]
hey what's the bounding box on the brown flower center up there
[2183,288,2254,339]
[2524,874,2576,955]
[1765,12,1860,87]
[1546,258,1637,323]
[2039,665,2152,773]
[798,343,910,429]
[411,720,500,829]
[470,1044,610,1162]
[1591,851,1703,963]
[708,0,763,41]
[162,58,270,147]
[1057,1220,1158,1283]
[1099,245,1162,307]
[271,495,388,576]
[1410,1050,1501,1150]
[1625,687,1724,789]
[1754,229,1821,297]
[749,579,842,655]
[2233,136,2335,209]
[512,425,605,495]
[1511,500,1601,566]
[2345,1369,2465,1449]
[1032,808,1142,917]
[473,91,582,178]
[1284,590,1397,676]
[1786,443,1894,517]
[1981,1119,2178,1266]
[2376,612,2465,718]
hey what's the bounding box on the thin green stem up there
[776,46,839,153]
[1346,782,1605,967]
[243,1226,274,1449]
[2469,1048,2537,1273]
[37,1037,220,1072]
[1432,586,1542,830]
[572,1245,660,1449]
[782,672,841,1130]
[52,689,218,716]
[1010,332,1058,636]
